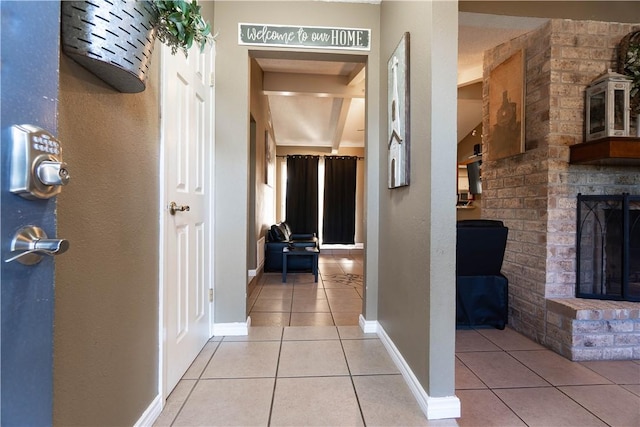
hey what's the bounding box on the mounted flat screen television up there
[467,160,482,195]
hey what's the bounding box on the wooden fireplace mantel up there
[569,136,640,166]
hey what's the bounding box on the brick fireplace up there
[481,19,640,360]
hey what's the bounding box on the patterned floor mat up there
[321,273,363,287]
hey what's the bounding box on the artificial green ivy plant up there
[623,42,640,115]
[152,0,213,56]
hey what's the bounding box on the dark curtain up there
[286,155,319,235]
[323,156,357,244]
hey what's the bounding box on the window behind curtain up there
[285,155,319,235]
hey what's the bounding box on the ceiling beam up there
[347,63,366,86]
[329,98,352,153]
[263,72,365,98]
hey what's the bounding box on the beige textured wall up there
[55,49,160,424]
[378,1,458,397]
[249,58,274,270]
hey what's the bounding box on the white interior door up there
[161,42,214,396]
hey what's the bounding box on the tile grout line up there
[487,388,530,426]
[336,329,368,427]
[462,328,616,427]
[483,343,531,427]
[168,339,223,426]
[455,354,494,392]
[324,279,339,327]
[266,327,285,427]
[501,344,554,388]
[287,276,295,324]
[456,331,534,426]
[553,385,614,427]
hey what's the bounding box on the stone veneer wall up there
[481,19,640,359]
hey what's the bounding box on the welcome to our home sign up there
[238,23,371,51]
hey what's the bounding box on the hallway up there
[153,252,640,426]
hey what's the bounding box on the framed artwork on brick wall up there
[488,49,525,160]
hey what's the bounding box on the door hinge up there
[209,288,213,302]
[209,72,215,87]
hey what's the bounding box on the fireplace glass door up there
[576,194,640,302]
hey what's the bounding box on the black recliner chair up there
[456,219,509,329]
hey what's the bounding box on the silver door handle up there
[5,226,69,265]
[169,201,190,215]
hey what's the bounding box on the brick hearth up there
[546,298,640,360]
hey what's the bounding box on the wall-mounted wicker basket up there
[61,0,158,93]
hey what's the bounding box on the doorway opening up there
[246,50,367,328]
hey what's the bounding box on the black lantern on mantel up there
[585,70,633,141]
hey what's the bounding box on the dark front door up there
[1,2,61,424]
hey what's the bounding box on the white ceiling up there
[255,13,548,150]
[256,56,366,152]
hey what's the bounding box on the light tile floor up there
[247,250,365,327]
[154,250,640,426]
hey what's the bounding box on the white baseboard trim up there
[213,319,249,336]
[134,394,163,427]
[377,323,461,420]
[319,243,364,250]
[359,314,379,334]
